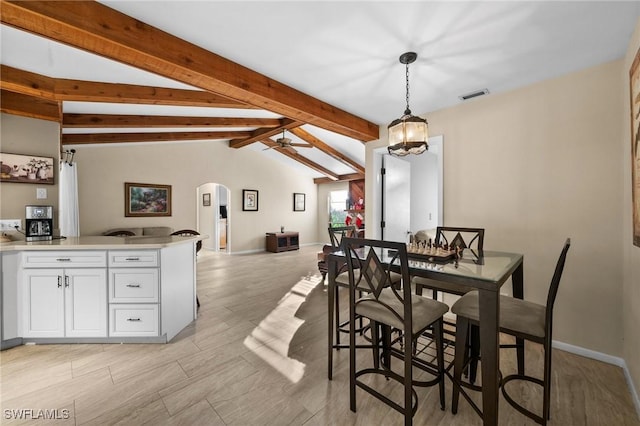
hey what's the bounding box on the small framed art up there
[243,189,259,211]
[293,192,305,212]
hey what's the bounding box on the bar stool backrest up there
[435,226,484,251]
[328,225,357,250]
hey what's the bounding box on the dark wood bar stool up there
[451,238,571,425]
[343,237,449,426]
[326,227,402,379]
[412,226,486,381]
[317,225,356,284]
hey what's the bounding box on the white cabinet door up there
[23,269,65,337]
[65,269,107,337]
[23,268,107,338]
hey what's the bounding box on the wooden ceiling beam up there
[0,89,60,122]
[313,173,365,184]
[229,118,302,148]
[54,79,253,108]
[0,65,57,100]
[289,127,365,174]
[1,65,254,108]
[61,130,251,145]
[1,1,379,142]
[261,139,339,181]
[62,114,282,128]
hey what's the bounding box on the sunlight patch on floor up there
[243,273,322,383]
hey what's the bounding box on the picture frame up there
[202,193,211,206]
[125,182,172,217]
[242,189,259,211]
[630,47,640,247]
[293,192,305,212]
[0,152,54,185]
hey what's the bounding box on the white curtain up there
[59,162,79,237]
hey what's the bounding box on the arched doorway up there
[196,183,230,252]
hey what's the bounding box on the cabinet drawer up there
[109,269,159,303]
[23,251,107,268]
[109,304,159,336]
[109,250,158,268]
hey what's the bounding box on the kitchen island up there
[0,235,202,349]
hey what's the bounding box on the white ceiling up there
[2,1,639,178]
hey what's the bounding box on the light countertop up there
[0,235,206,251]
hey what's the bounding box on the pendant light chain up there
[405,61,411,115]
[387,51,429,156]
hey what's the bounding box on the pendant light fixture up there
[387,51,429,156]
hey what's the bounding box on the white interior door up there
[382,155,411,243]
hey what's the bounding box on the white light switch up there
[36,188,47,199]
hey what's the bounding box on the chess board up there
[407,249,458,263]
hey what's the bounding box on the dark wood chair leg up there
[349,287,357,413]
[517,337,525,375]
[382,324,392,370]
[469,324,480,383]
[372,321,380,370]
[335,286,341,347]
[452,316,469,414]
[543,339,552,423]
[434,319,446,410]
[404,329,413,426]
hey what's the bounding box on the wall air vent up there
[459,88,490,101]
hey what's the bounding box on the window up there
[328,190,348,227]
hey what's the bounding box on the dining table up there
[327,247,524,426]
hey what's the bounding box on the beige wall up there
[366,60,625,357]
[70,141,318,252]
[0,114,60,238]
[623,16,640,411]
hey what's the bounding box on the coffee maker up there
[25,205,53,241]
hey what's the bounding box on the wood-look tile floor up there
[1,245,638,425]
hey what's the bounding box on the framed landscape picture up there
[125,182,172,217]
[242,189,258,211]
[0,152,54,184]
[630,47,640,247]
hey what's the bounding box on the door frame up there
[371,135,443,240]
[196,183,230,253]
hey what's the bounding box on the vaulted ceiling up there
[1,1,638,183]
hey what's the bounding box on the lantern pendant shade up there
[387,51,429,157]
[387,115,429,156]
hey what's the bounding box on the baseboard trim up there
[1,337,23,350]
[553,340,640,419]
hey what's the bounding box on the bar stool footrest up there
[501,374,545,425]
[355,368,419,417]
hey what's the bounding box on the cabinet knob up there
[56,258,71,262]
[126,283,141,288]
[57,276,62,288]
[126,318,141,322]
[125,257,140,261]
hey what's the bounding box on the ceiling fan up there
[263,130,313,153]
